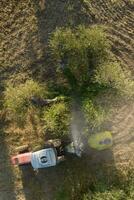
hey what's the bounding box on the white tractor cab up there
[31,148,58,169]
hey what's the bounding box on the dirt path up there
[0,128,16,200]
[112,102,134,166]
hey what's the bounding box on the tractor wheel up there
[46,139,62,148]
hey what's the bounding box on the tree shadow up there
[0,123,16,200]
[0,75,16,199]
[28,0,95,81]
[35,0,93,45]
[19,165,45,200]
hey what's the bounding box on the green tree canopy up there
[49,25,110,89]
[43,102,71,138]
[4,80,45,122]
[49,26,134,97]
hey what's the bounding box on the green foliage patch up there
[94,62,134,98]
[83,189,126,200]
[82,99,106,130]
[43,102,71,138]
[56,166,134,200]
[4,80,45,123]
[49,25,110,90]
[49,25,134,99]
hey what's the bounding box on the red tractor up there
[11,139,82,170]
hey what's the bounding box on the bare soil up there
[112,102,134,166]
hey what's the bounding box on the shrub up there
[94,62,134,98]
[43,102,71,138]
[49,25,110,89]
[83,189,126,200]
[49,26,134,98]
[4,80,45,123]
[55,161,134,200]
[82,99,106,130]
[83,167,134,200]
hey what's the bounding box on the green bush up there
[49,25,110,89]
[56,167,134,200]
[83,167,134,200]
[82,99,106,130]
[4,80,45,122]
[83,189,126,200]
[49,26,134,98]
[43,102,71,138]
[94,62,134,98]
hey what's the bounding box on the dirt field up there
[112,102,134,166]
[0,0,134,200]
[0,0,133,73]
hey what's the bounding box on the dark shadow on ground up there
[20,150,117,200]
[0,123,16,200]
[35,0,132,46]
[35,0,93,45]
[19,164,45,200]
[29,0,95,81]
[0,76,16,200]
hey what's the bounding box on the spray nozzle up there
[65,141,83,157]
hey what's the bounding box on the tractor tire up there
[46,139,62,148]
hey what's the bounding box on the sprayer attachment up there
[65,142,83,157]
